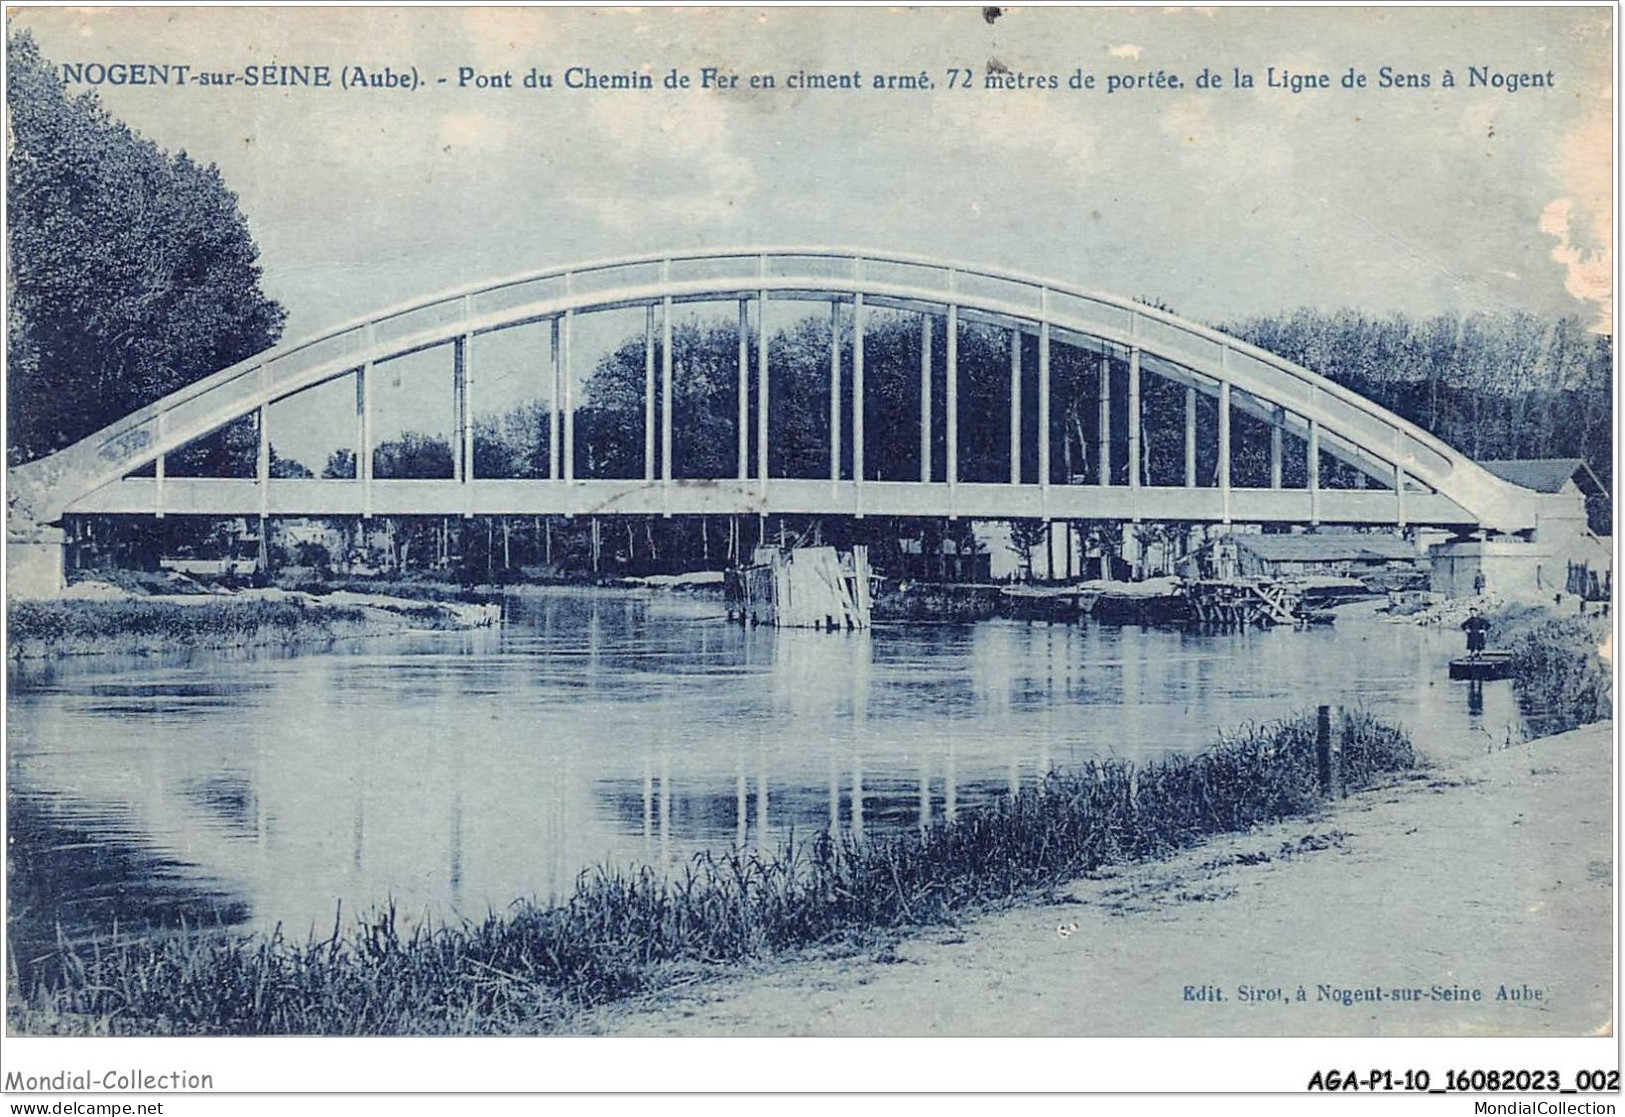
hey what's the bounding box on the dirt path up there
[598,722,1613,1037]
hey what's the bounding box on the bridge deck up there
[69,476,1472,526]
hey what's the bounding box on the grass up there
[1486,604,1612,734]
[9,708,1414,1036]
[6,596,472,659]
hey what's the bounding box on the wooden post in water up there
[1315,705,1331,795]
[1315,705,1344,798]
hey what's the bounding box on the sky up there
[9,6,1615,466]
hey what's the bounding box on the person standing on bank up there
[1462,607,1491,659]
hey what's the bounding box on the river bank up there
[594,718,1613,1037]
[6,588,498,659]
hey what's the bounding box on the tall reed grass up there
[9,709,1414,1035]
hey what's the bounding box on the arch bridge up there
[10,248,1553,537]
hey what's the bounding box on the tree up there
[268,446,313,479]
[1006,518,1048,582]
[322,448,357,480]
[6,31,286,465]
[372,431,454,479]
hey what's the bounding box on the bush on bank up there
[11,709,1414,1036]
[1487,605,1612,734]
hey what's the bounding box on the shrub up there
[1488,605,1612,733]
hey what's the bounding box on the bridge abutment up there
[1428,492,1605,600]
[7,527,66,599]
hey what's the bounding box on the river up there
[7,588,1530,954]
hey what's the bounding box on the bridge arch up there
[10,247,1548,533]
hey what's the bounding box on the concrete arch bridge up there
[8,248,1577,590]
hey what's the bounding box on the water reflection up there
[8,588,1529,948]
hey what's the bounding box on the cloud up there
[1541,92,1612,332]
[1539,198,1612,333]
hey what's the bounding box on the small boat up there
[1448,650,1514,680]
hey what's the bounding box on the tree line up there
[1225,308,1612,532]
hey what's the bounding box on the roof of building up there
[1479,458,1609,496]
[1232,533,1419,564]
